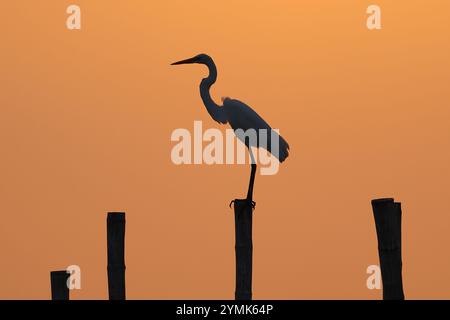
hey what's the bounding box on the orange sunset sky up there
[1,1,450,299]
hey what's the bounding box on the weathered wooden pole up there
[232,199,254,300]
[371,198,405,300]
[107,212,126,300]
[50,270,70,300]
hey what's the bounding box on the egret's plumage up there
[172,53,289,163]
[172,54,289,201]
[222,98,290,162]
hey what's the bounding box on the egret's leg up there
[246,148,257,202]
[230,148,257,209]
[246,164,257,201]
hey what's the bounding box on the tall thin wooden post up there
[232,199,254,300]
[107,212,126,300]
[371,198,405,300]
[50,270,70,300]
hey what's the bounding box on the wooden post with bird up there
[171,53,289,300]
[230,163,257,300]
[107,212,126,300]
[231,199,254,300]
[371,198,405,300]
[50,270,70,300]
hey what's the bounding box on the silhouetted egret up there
[171,54,289,206]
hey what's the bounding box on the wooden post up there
[371,198,405,300]
[107,212,126,300]
[232,199,254,300]
[50,270,70,300]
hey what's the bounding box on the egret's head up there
[171,54,212,66]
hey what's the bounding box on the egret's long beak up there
[171,57,198,65]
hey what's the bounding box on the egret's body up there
[172,54,289,203]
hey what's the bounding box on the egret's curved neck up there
[200,60,227,124]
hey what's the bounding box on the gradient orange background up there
[1,1,450,299]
